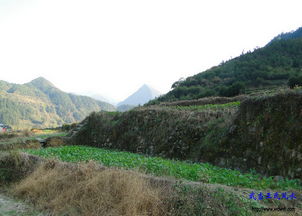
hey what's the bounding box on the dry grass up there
[13,160,165,216]
[21,129,34,137]
[0,152,41,185]
[44,137,66,148]
[0,130,32,141]
[0,139,41,151]
[0,132,18,140]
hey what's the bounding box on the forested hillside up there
[0,77,115,129]
[150,27,302,103]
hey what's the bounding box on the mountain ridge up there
[76,92,118,106]
[0,77,115,129]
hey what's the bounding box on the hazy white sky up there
[0,0,301,101]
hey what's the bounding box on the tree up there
[171,77,185,89]
[219,82,245,97]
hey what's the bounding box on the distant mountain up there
[117,84,161,108]
[0,77,116,129]
[81,93,118,106]
[149,27,302,103]
[116,104,136,112]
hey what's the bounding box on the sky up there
[0,0,301,102]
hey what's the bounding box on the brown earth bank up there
[1,152,301,216]
[68,89,302,180]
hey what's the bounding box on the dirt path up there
[0,193,45,216]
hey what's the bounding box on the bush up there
[61,123,77,131]
[219,82,245,97]
[288,76,302,88]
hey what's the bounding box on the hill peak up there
[141,84,149,88]
[139,84,160,94]
[118,84,161,106]
[29,77,56,89]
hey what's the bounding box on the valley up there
[1,27,302,215]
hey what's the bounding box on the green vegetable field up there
[172,101,241,111]
[24,145,301,190]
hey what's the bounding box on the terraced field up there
[24,145,302,190]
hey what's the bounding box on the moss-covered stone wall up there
[69,108,234,162]
[221,90,302,179]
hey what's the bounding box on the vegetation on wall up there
[69,105,236,162]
